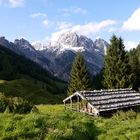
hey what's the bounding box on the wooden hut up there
[63,88,140,116]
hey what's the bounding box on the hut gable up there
[63,88,140,116]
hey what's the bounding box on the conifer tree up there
[128,48,140,90]
[2,56,15,80]
[67,52,91,96]
[103,35,131,89]
[136,44,140,63]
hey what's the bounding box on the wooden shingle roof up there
[63,88,140,114]
[80,88,140,112]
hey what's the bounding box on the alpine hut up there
[63,88,140,116]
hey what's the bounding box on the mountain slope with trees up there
[0,44,66,104]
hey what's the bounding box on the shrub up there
[4,106,10,114]
[30,106,39,113]
[0,93,34,114]
[12,97,33,114]
[0,93,8,112]
[113,109,137,121]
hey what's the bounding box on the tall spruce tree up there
[103,35,131,89]
[128,48,140,90]
[136,44,140,63]
[67,52,91,96]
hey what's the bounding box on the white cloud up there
[108,27,120,32]
[43,19,49,27]
[43,20,72,30]
[61,7,87,16]
[71,20,116,36]
[56,21,73,30]
[123,7,140,31]
[50,29,68,43]
[50,19,116,42]
[30,12,47,18]
[73,7,87,14]
[9,0,25,7]
[124,40,139,50]
[43,19,54,28]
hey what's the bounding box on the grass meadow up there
[0,105,140,140]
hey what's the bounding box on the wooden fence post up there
[70,97,72,110]
[64,101,66,110]
[77,95,80,111]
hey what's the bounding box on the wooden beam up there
[63,92,78,102]
[63,91,86,103]
[70,97,72,110]
[77,95,80,111]
[64,101,66,110]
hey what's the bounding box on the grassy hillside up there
[0,44,67,104]
[0,78,66,104]
[0,105,97,140]
[0,105,140,139]
[38,105,140,140]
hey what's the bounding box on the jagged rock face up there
[32,42,45,50]
[94,38,108,55]
[0,37,51,72]
[0,37,11,47]
[14,38,36,52]
[39,31,109,80]
[57,31,78,46]
[0,31,109,81]
[78,35,94,50]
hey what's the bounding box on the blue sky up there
[0,0,140,50]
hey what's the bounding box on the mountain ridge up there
[0,44,66,98]
[38,31,109,80]
[0,31,109,81]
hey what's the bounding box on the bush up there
[30,106,39,113]
[0,93,33,114]
[12,97,33,114]
[112,109,137,121]
[4,106,10,114]
[0,92,8,112]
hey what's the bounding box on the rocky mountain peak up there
[32,41,44,50]
[14,38,35,51]
[94,38,108,47]
[57,31,78,47]
[0,36,9,44]
[78,35,94,50]
[94,38,109,55]
[0,36,14,48]
[33,31,109,80]
[0,32,109,81]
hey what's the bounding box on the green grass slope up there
[38,105,140,140]
[0,44,67,104]
[0,78,66,104]
[0,105,97,140]
[0,105,140,140]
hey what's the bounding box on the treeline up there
[0,45,66,94]
[94,35,140,90]
[128,44,140,89]
[68,35,140,96]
